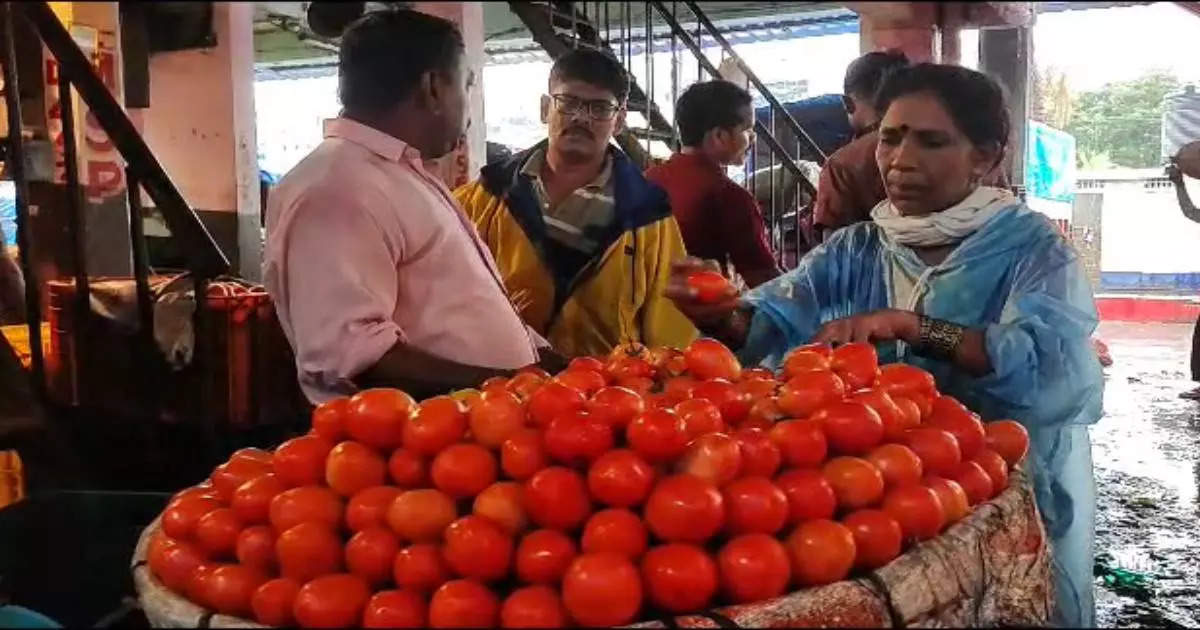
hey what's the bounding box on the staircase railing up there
[506,1,827,268]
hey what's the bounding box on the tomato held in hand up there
[515,529,578,584]
[722,476,789,535]
[776,468,837,524]
[443,515,514,582]
[686,270,732,303]
[677,432,743,486]
[346,527,401,586]
[644,474,725,544]
[842,509,902,570]
[717,534,791,604]
[902,427,962,477]
[581,508,649,559]
[768,419,828,468]
[587,449,656,508]
[293,573,372,629]
[813,401,884,456]
[393,543,452,593]
[866,443,924,489]
[386,488,457,543]
[523,467,592,532]
[822,456,885,511]
[785,519,857,587]
[684,338,742,382]
[882,484,945,542]
[561,552,643,627]
[429,579,500,628]
[363,589,428,629]
[641,543,719,614]
[984,420,1030,466]
[347,388,417,450]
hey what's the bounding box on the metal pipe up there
[57,73,90,349]
[125,170,154,341]
[0,2,45,394]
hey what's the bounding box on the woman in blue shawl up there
[667,64,1101,627]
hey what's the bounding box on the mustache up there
[561,126,594,139]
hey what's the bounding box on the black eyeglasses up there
[549,94,621,121]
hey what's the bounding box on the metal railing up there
[507,1,827,268]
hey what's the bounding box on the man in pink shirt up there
[264,10,560,403]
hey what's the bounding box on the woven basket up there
[133,469,1051,628]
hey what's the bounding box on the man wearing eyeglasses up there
[456,48,696,357]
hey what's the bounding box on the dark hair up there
[843,51,909,99]
[549,48,630,103]
[875,63,1011,157]
[674,80,753,147]
[338,9,464,114]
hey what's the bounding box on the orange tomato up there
[686,270,732,303]
[431,443,497,499]
[363,589,428,629]
[723,476,788,535]
[275,522,343,582]
[346,486,402,533]
[293,574,371,629]
[586,386,645,430]
[194,507,242,558]
[555,368,607,396]
[902,427,963,477]
[626,409,690,463]
[443,515,514,582]
[644,474,725,544]
[523,467,591,531]
[500,585,569,629]
[882,484,945,542]
[830,342,879,391]
[202,564,268,618]
[347,388,416,450]
[677,432,743,486]
[768,418,828,468]
[822,456,885,511]
[386,448,429,489]
[273,435,335,488]
[673,398,726,439]
[684,338,742,381]
[392,543,451,594]
[500,429,548,481]
[716,533,791,604]
[581,508,649,559]
[543,410,614,467]
[777,370,846,418]
[842,509,902,570]
[236,525,276,572]
[785,519,857,586]
[587,449,655,508]
[404,396,467,456]
[251,577,300,626]
[866,443,925,489]
[268,486,342,533]
[890,395,924,431]
[468,389,526,449]
[473,481,529,536]
[346,527,401,586]
[928,396,986,459]
[782,349,832,380]
[386,489,457,543]
[231,473,285,525]
[732,427,782,478]
[971,449,1010,496]
[429,579,500,628]
[775,469,837,523]
[813,401,885,456]
[950,460,994,506]
[526,381,587,429]
[561,552,643,626]
[311,397,350,443]
[984,420,1030,466]
[515,529,578,584]
[325,441,387,497]
[924,476,970,525]
[641,543,719,614]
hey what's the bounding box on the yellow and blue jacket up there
[454,142,698,357]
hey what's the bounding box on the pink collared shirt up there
[264,118,542,403]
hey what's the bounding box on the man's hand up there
[663,257,741,329]
[813,309,920,346]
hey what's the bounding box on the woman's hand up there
[664,257,741,329]
[813,309,921,346]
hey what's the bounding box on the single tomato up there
[346,486,402,532]
[813,401,885,455]
[673,398,726,439]
[587,449,656,508]
[686,270,732,303]
[393,543,451,593]
[641,543,719,614]
[830,342,879,390]
[768,418,828,468]
[775,469,837,524]
[684,338,742,381]
[386,448,429,489]
[581,508,649,559]
[587,386,645,430]
[782,347,832,380]
[644,474,725,543]
[500,429,548,481]
[822,456,885,511]
[429,579,499,628]
[363,589,428,629]
[732,427,782,477]
[443,515,514,582]
[473,481,529,536]
[275,522,343,582]
[347,388,416,450]
[231,473,285,525]
[626,409,690,463]
[430,443,497,499]
[555,368,606,396]
[268,485,342,533]
[882,484,945,542]
[777,371,846,418]
[404,396,468,456]
[924,476,970,525]
[346,527,401,586]
[561,552,643,627]
[902,427,963,477]
[692,378,752,425]
[851,389,914,442]
[386,488,457,543]
[468,390,526,449]
[500,585,568,629]
[543,410,614,467]
[971,449,1010,496]
[723,476,789,535]
[984,420,1030,466]
[716,534,791,604]
[526,381,587,429]
[515,529,577,584]
[311,397,350,443]
[235,525,276,572]
[677,432,743,486]
[162,496,223,540]
[785,519,857,586]
[927,396,986,459]
[842,509,902,569]
[876,363,937,399]
[194,507,242,558]
[523,467,591,531]
[202,564,268,618]
[293,574,371,629]
[325,441,387,497]
[950,460,994,506]
[866,443,924,489]
[211,458,271,501]
[272,435,334,488]
[251,577,300,626]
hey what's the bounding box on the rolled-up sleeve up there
[282,193,405,396]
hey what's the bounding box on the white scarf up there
[870,186,1016,247]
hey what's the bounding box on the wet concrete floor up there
[1093,322,1200,627]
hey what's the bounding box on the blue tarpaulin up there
[1026,121,1077,203]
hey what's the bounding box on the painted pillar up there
[136,2,260,277]
[851,2,938,62]
[414,1,486,189]
[979,26,1032,187]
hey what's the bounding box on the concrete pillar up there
[136,2,260,278]
[979,26,1032,188]
[414,1,486,189]
[852,2,937,62]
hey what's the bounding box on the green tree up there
[1067,72,1180,168]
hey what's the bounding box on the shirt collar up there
[323,117,423,164]
[671,151,723,174]
[520,147,613,190]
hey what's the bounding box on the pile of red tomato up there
[146,338,1030,628]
